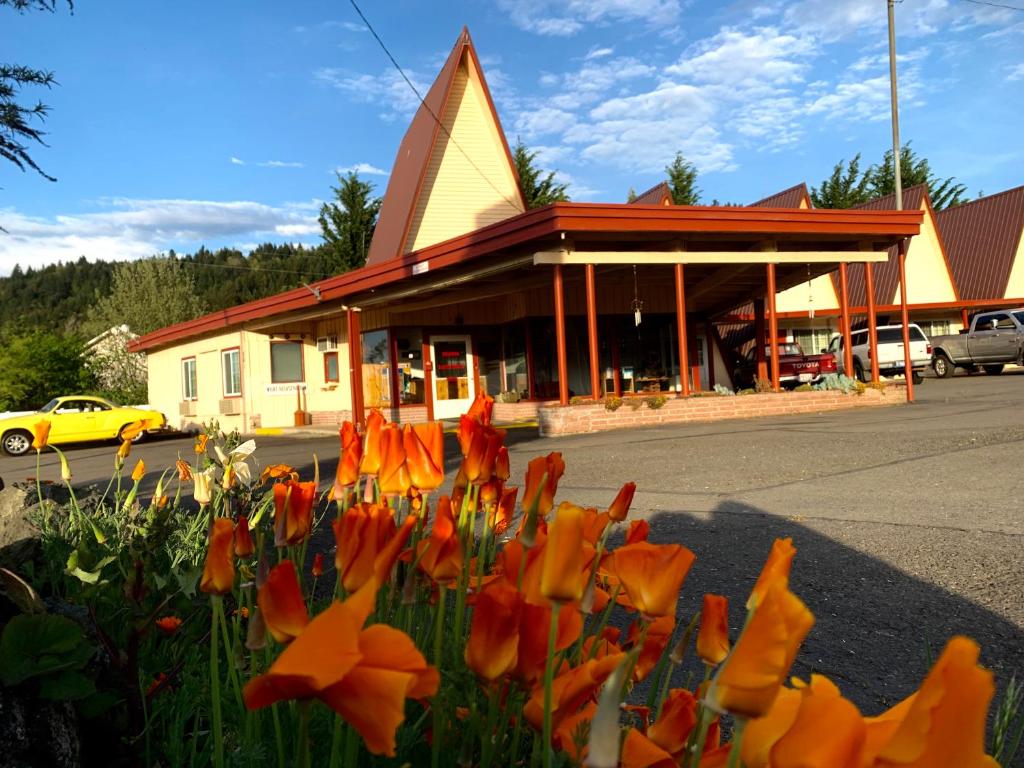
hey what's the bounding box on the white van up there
[826,324,932,384]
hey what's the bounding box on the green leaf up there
[0,614,91,686]
[39,670,95,701]
[78,690,120,719]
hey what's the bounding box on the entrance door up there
[431,335,475,420]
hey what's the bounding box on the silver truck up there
[930,309,1024,378]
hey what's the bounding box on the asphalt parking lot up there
[4,370,1022,717]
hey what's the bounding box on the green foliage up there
[604,396,623,411]
[665,152,701,205]
[626,186,637,203]
[0,328,94,410]
[644,394,667,409]
[512,141,570,209]
[0,256,114,333]
[318,171,382,272]
[993,675,1024,767]
[810,154,871,209]
[0,614,94,700]
[812,373,865,394]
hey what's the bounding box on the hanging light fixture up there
[631,265,644,326]
[807,263,815,320]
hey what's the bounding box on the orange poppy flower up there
[465,581,524,680]
[522,452,565,517]
[311,553,324,578]
[119,420,148,442]
[260,463,298,484]
[244,578,438,757]
[610,541,696,619]
[175,459,192,481]
[403,422,444,491]
[333,421,362,494]
[146,672,171,699]
[117,439,132,460]
[523,653,626,731]
[620,727,677,768]
[465,391,494,426]
[194,434,209,454]
[648,688,698,758]
[740,686,802,768]
[492,486,518,536]
[200,517,235,595]
[416,495,462,583]
[462,422,506,485]
[747,537,796,610]
[377,424,410,496]
[479,479,502,509]
[131,459,146,482]
[333,502,397,593]
[234,515,255,557]
[625,519,649,544]
[607,481,637,522]
[626,614,674,682]
[581,507,610,545]
[273,480,317,546]
[697,594,730,666]
[155,616,183,635]
[30,419,51,451]
[706,580,814,719]
[540,503,587,603]
[863,636,997,768]
[358,409,386,476]
[513,600,583,683]
[494,445,510,482]
[764,676,866,768]
[258,560,309,644]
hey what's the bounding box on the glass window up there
[394,330,424,405]
[1012,311,1024,326]
[361,329,391,407]
[995,315,1016,330]
[222,349,241,396]
[182,358,197,400]
[324,351,339,383]
[502,323,528,397]
[270,341,304,383]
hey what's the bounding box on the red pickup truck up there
[733,342,838,389]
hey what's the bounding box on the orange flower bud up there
[176,460,192,481]
[465,391,494,425]
[131,460,146,482]
[462,421,505,485]
[117,439,132,459]
[377,424,410,496]
[697,594,731,666]
[522,452,565,517]
[416,495,462,583]
[494,446,510,482]
[493,486,518,536]
[31,419,50,451]
[234,515,255,557]
[402,422,444,491]
[194,434,209,454]
[747,537,796,610]
[358,409,386,475]
[200,517,235,595]
[610,541,695,619]
[311,553,324,578]
[258,560,309,644]
[333,421,362,494]
[607,481,636,522]
[465,582,523,681]
[273,480,317,546]
[707,581,814,719]
[540,502,586,603]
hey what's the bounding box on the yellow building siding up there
[1003,230,1024,299]
[894,202,957,305]
[775,274,840,313]
[404,52,522,254]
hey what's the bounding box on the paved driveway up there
[4,370,1022,715]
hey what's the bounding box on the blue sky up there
[2,0,1023,274]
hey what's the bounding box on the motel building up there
[132,28,1021,436]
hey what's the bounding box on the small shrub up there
[604,396,623,411]
[690,391,722,397]
[713,384,735,396]
[568,395,591,406]
[627,397,643,410]
[866,381,887,393]
[812,374,864,395]
[497,390,521,404]
[794,383,813,392]
[737,388,756,396]
[645,395,667,409]
[754,377,774,394]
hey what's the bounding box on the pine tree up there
[810,154,872,209]
[665,152,701,205]
[512,141,570,209]
[318,172,382,273]
[865,143,967,210]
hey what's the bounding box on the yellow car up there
[0,396,167,456]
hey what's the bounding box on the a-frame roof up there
[628,182,673,206]
[365,27,526,267]
[935,185,1024,301]
[749,183,811,209]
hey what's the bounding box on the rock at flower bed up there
[0,486,41,573]
[0,685,81,767]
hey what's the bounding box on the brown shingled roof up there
[935,185,1024,301]
[749,183,811,209]
[364,28,525,267]
[628,181,673,206]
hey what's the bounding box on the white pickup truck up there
[826,323,932,385]
[930,309,1024,378]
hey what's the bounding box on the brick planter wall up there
[538,386,905,437]
[493,400,544,422]
[310,410,353,426]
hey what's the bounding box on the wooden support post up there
[553,265,569,406]
[346,308,365,427]
[960,307,969,330]
[422,334,434,422]
[838,263,854,378]
[754,298,767,382]
[898,240,915,403]
[674,264,691,397]
[766,263,781,392]
[585,264,601,400]
[864,262,880,383]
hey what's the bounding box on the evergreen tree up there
[626,187,637,203]
[318,172,382,272]
[512,141,570,209]
[0,329,94,411]
[810,154,872,209]
[665,152,701,205]
[865,143,967,210]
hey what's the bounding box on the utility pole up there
[888,0,914,403]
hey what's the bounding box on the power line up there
[346,0,526,214]
[960,0,1024,11]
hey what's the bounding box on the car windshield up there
[39,399,60,413]
[767,343,803,357]
[1013,311,1024,326]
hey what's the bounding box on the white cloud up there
[230,156,246,165]
[585,46,615,60]
[1008,63,1024,81]
[0,198,319,275]
[258,160,304,168]
[315,67,427,120]
[666,27,817,88]
[295,20,367,33]
[335,162,389,176]
[497,0,682,36]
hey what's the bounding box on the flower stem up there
[295,700,312,768]
[431,586,447,768]
[542,601,561,768]
[687,665,715,768]
[210,596,224,768]
[726,718,747,768]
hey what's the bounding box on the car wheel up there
[118,424,146,444]
[911,371,923,385]
[983,364,1004,376]
[1,430,33,457]
[853,361,866,382]
[932,355,955,379]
